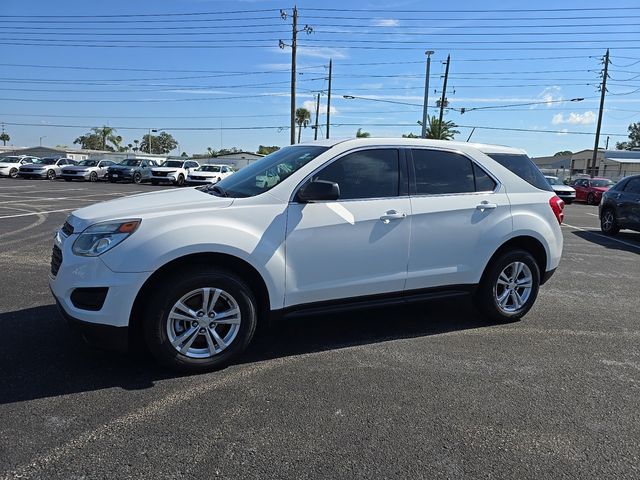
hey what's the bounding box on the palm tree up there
[133,139,139,152]
[91,126,122,151]
[0,132,9,146]
[356,128,370,138]
[295,108,311,143]
[424,115,460,140]
[127,143,133,152]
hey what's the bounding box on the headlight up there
[72,219,141,257]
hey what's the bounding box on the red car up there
[571,177,615,205]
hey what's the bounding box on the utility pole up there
[290,6,298,145]
[590,48,609,178]
[421,50,434,138]
[326,59,332,139]
[437,54,451,140]
[313,92,320,140]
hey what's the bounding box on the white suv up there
[150,160,200,186]
[49,138,564,372]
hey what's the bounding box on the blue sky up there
[1,0,640,156]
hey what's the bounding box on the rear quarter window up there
[486,153,553,192]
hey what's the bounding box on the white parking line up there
[562,222,640,251]
[585,212,599,217]
[0,208,74,219]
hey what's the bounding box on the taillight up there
[549,195,565,224]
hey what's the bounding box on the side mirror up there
[297,180,340,202]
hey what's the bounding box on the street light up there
[149,128,158,154]
[422,50,435,139]
[39,135,46,146]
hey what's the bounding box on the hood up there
[109,165,136,171]
[153,167,181,172]
[22,163,49,169]
[0,162,21,168]
[592,187,609,192]
[552,185,575,193]
[63,165,93,171]
[68,188,234,231]
[190,171,219,177]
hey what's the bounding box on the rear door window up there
[624,177,640,194]
[486,153,553,192]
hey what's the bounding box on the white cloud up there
[551,111,596,125]
[371,18,399,27]
[536,86,563,108]
[302,99,338,115]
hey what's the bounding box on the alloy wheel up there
[166,287,241,359]
[493,261,533,314]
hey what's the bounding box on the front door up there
[620,177,640,228]
[285,148,410,307]
[406,148,512,290]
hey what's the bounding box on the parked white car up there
[545,176,576,204]
[151,160,200,186]
[186,164,234,186]
[19,157,76,180]
[50,138,564,372]
[0,155,38,178]
[61,159,118,182]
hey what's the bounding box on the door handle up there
[380,210,406,223]
[476,201,497,211]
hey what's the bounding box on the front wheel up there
[144,267,258,373]
[600,208,620,235]
[64,178,72,182]
[587,192,596,205]
[47,169,56,180]
[176,174,185,186]
[89,171,98,182]
[474,249,540,323]
[133,172,142,184]
[9,168,18,178]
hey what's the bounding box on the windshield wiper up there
[209,185,229,197]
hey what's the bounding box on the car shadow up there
[571,229,640,255]
[0,299,498,405]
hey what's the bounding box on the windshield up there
[0,157,22,163]
[162,160,184,168]
[39,158,58,165]
[206,145,329,198]
[591,179,614,188]
[200,165,221,172]
[120,159,141,167]
[77,160,98,167]
[545,176,560,185]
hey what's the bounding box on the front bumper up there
[55,299,129,351]
[18,170,48,178]
[108,171,134,181]
[0,168,14,177]
[49,231,151,329]
[152,175,177,183]
[187,178,216,185]
[61,172,91,180]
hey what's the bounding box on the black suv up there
[599,174,640,235]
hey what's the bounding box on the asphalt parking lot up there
[0,178,639,479]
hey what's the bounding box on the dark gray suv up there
[599,175,640,235]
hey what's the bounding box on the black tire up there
[587,192,596,205]
[133,172,142,184]
[144,266,258,373]
[9,168,18,178]
[89,171,98,182]
[151,180,159,186]
[108,177,117,183]
[600,208,620,236]
[564,199,572,205]
[474,249,540,323]
[176,174,185,187]
[47,169,56,180]
[64,178,72,182]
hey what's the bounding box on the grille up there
[62,170,76,174]
[21,168,33,173]
[152,171,168,177]
[61,221,74,236]
[51,245,63,276]
[191,176,205,180]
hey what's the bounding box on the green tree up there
[181,151,189,158]
[424,115,459,140]
[139,131,178,154]
[356,128,370,138]
[554,150,573,156]
[132,139,140,152]
[295,107,311,143]
[0,132,9,146]
[402,132,420,138]
[616,122,640,150]
[73,126,122,151]
[258,145,280,155]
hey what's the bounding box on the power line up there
[304,6,640,13]
[303,14,640,21]
[0,8,280,18]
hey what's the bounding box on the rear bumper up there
[55,299,129,351]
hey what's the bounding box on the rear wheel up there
[600,208,620,235]
[89,171,98,182]
[144,267,257,373]
[474,249,540,322]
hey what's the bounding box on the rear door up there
[407,148,512,290]
[620,177,640,228]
